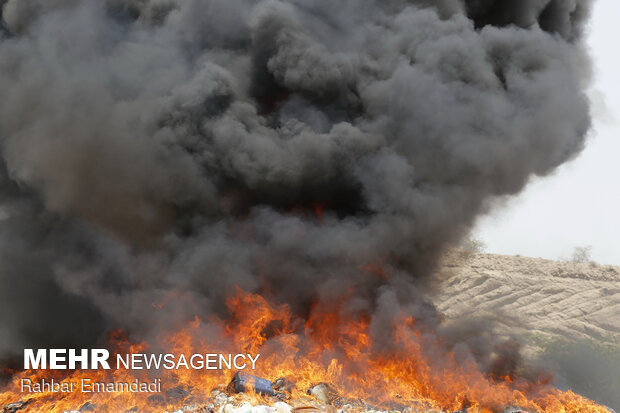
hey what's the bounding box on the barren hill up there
[433,252,620,351]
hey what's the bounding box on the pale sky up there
[474,0,620,266]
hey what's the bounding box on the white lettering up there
[49,349,66,369]
[219,353,232,370]
[247,354,260,370]
[117,354,129,369]
[233,354,246,370]
[69,349,88,369]
[92,349,110,369]
[190,354,204,369]
[24,349,46,369]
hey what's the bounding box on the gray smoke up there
[0,0,592,377]
[537,340,620,411]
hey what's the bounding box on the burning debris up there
[165,375,616,413]
[228,373,277,397]
[2,367,617,413]
[226,373,341,406]
[272,378,295,396]
[306,384,340,406]
[1,289,615,412]
[2,400,31,413]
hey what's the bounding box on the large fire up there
[0,289,609,413]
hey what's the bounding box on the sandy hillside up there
[432,252,620,351]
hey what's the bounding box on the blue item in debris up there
[229,372,275,396]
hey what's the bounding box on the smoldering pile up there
[23,371,611,413]
[0,0,592,396]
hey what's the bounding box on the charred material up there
[166,385,192,402]
[79,402,96,412]
[272,377,296,394]
[228,372,275,396]
[2,400,31,413]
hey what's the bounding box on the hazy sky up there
[475,0,620,265]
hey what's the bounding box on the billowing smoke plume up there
[0,0,591,368]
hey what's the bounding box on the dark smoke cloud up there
[0,0,592,372]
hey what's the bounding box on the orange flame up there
[0,289,610,412]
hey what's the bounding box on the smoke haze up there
[0,0,592,380]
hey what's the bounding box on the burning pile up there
[0,290,613,412]
[0,0,606,412]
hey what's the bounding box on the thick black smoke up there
[0,0,591,370]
